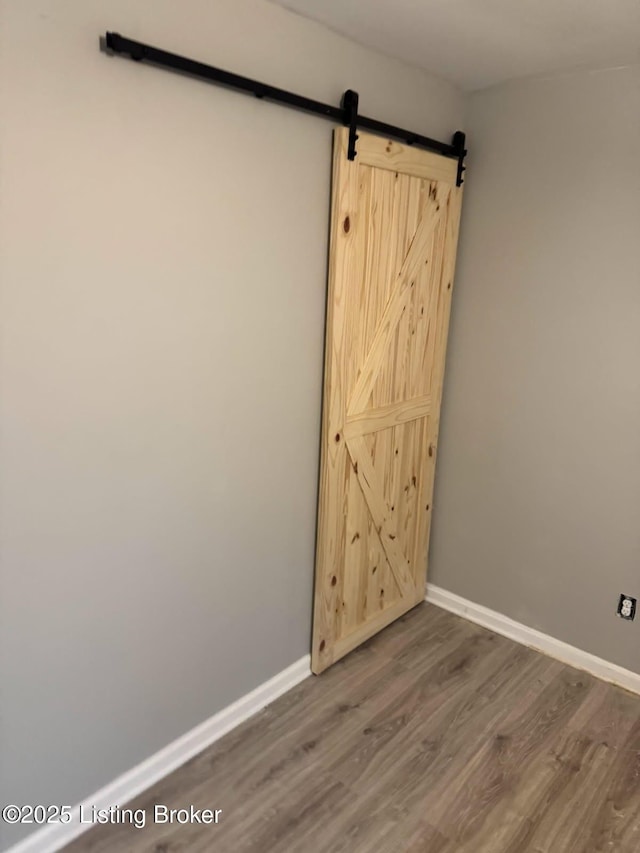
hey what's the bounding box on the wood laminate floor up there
[64,603,640,852]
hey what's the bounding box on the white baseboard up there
[7,656,311,853]
[426,584,640,695]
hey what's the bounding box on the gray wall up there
[0,0,463,847]
[431,65,640,671]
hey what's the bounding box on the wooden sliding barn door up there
[312,128,464,674]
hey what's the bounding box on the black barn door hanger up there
[103,32,467,185]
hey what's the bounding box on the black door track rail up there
[103,32,467,185]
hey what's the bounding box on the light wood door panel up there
[312,129,463,674]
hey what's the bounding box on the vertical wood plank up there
[421,185,464,579]
[311,128,359,673]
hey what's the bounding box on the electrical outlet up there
[617,594,636,621]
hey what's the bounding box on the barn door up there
[312,128,464,674]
